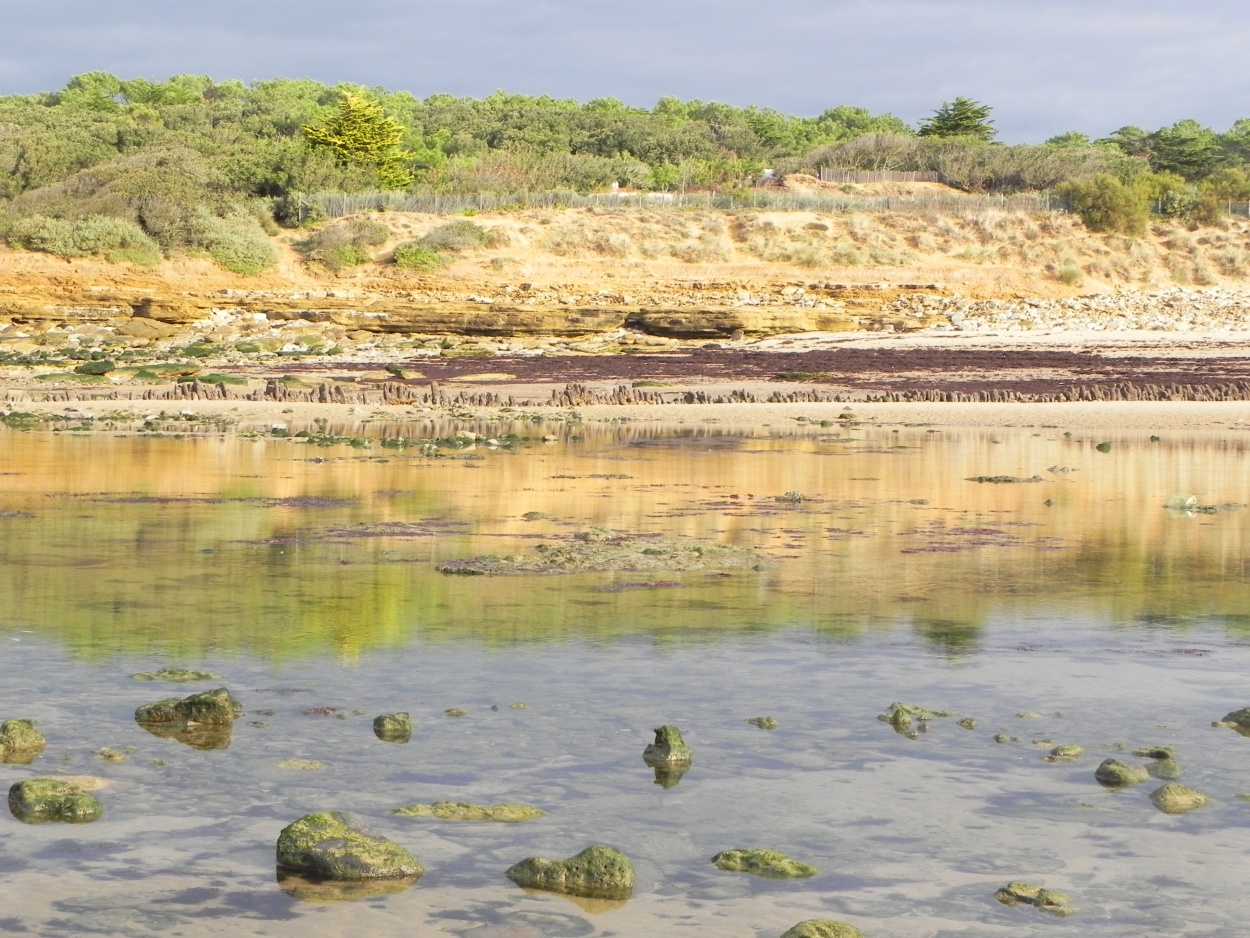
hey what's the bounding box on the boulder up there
[1150,784,1211,814]
[504,844,634,898]
[643,725,691,765]
[373,712,412,743]
[276,811,422,881]
[9,778,103,823]
[712,849,817,879]
[1094,759,1150,788]
[0,719,46,764]
[780,922,864,938]
[392,801,546,822]
[135,687,242,724]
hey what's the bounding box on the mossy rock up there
[1147,758,1182,781]
[276,811,423,881]
[878,702,951,731]
[712,849,817,879]
[1217,708,1250,736]
[1044,744,1083,762]
[1133,745,1177,760]
[643,725,691,765]
[781,922,864,938]
[135,687,242,724]
[9,778,103,823]
[1150,784,1210,814]
[131,668,221,683]
[957,718,977,730]
[392,801,546,822]
[0,719,46,763]
[995,881,1076,916]
[1094,758,1150,788]
[373,712,412,743]
[504,844,634,899]
[276,870,418,903]
[747,716,778,730]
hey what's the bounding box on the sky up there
[2,0,1246,142]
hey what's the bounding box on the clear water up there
[2,423,1250,937]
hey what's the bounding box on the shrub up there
[1059,174,1149,236]
[392,242,447,271]
[418,220,497,252]
[299,217,390,270]
[1057,262,1083,285]
[5,214,161,263]
[187,211,277,275]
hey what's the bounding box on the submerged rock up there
[1044,744,1083,762]
[276,811,422,881]
[393,801,546,822]
[0,719,46,764]
[138,720,233,750]
[504,844,634,898]
[994,881,1076,916]
[780,922,864,938]
[957,718,978,730]
[747,716,778,730]
[135,687,242,725]
[276,870,417,903]
[1094,759,1150,788]
[711,849,817,879]
[130,668,220,683]
[643,725,692,765]
[9,778,103,823]
[1133,746,1177,760]
[878,702,952,732]
[651,762,690,788]
[373,712,412,743]
[444,708,467,718]
[993,734,1019,744]
[1147,758,1182,781]
[1150,784,1211,814]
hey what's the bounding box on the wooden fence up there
[818,169,942,184]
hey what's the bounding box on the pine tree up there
[303,92,414,189]
[918,98,996,141]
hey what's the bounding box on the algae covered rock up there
[643,725,692,765]
[878,702,951,732]
[9,778,103,823]
[747,716,778,730]
[0,719,46,764]
[781,922,864,938]
[995,881,1076,916]
[135,687,242,725]
[1150,784,1211,814]
[130,668,220,683]
[1044,744,1083,762]
[373,712,412,743]
[505,844,634,898]
[1147,758,1182,781]
[711,849,817,879]
[1217,708,1250,737]
[276,811,422,881]
[1094,758,1150,788]
[393,801,546,822]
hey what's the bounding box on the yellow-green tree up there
[303,92,414,189]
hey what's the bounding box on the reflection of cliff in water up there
[0,428,1247,658]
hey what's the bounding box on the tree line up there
[2,74,1249,271]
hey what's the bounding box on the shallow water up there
[2,423,1250,936]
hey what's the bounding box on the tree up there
[303,92,414,189]
[1147,119,1224,181]
[917,98,995,141]
[1059,174,1148,236]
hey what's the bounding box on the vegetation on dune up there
[3,74,1250,272]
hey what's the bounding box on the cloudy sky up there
[2,0,1245,141]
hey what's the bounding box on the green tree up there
[303,92,414,189]
[917,98,996,141]
[1147,119,1224,180]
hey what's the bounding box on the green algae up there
[643,725,692,765]
[1094,758,1150,788]
[134,687,242,724]
[372,712,412,742]
[995,881,1076,916]
[878,702,952,732]
[276,811,422,880]
[747,716,778,730]
[1150,784,1211,814]
[781,922,864,938]
[392,801,546,822]
[8,778,103,823]
[504,844,634,899]
[711,849,818,879]
[0,719,46,764]
[130,668,221,683]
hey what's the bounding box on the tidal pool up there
[1,422,1250,937]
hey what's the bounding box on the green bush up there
[299,217,390,270]
[73,359,115,375]
[392,242,447,271]
[5,214,161,263]
[188,211,277,275]
[1059,174,1149,236]
[418,220,497,252]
